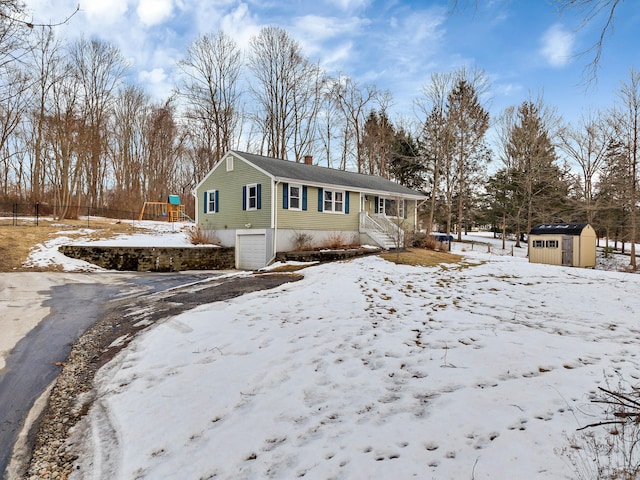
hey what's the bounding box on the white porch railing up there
[359,212,404,249]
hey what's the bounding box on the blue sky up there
[23,0,639,132]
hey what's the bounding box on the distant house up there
[194,151,426,269]
[528,223,596,268]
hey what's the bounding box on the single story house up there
[194,151,427,269]
[528,223,596,268]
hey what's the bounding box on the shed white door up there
[237,233,267,270]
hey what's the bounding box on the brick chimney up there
[303,155,313,165]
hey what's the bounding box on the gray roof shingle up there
[232,151,425,198]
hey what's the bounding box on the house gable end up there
[196,152,273,231]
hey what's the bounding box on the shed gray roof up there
[529,223,589,236]
[232,151,426,198]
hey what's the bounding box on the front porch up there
[358,194,411,250]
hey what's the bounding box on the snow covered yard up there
[66,248,640,479]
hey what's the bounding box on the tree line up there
[0,1,638,267]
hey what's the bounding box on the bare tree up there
[0,66,28,199]
[610,68,640,269]
[110,85,149,209]
[247,26,323,160]
[317,77,343,168]
[554,0,622,83]
[415,71,455,235]
[557,112,611,223]
[44,63,82,219]
[141,98,183,201]
[68,37,128,207]
[332,75,377,172]
[0,1,30,90]
[24,27,66,203]
[177,31,243,169]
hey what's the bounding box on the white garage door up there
[237,233,267,270]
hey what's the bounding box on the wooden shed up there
[528,223,596,268]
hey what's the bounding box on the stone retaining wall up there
[59,245,235,271]
[275,247,381,264]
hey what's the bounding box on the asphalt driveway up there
[0,271,302,479]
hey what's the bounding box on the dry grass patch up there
[261,263,317,273]
[0,219,142,272]
[380,248,462,267]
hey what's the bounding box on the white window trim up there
[246,183,258,211]
[205,189,217,214]
[288,183,302,211]
[394,199,405,218]
[381,197,405,218]
[323,189,344,214]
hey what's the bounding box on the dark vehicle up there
[431,233,454,251]
[432,234,454,243]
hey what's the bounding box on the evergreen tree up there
[446,78,490,240]
[594,139,634,249]
[388,128,424,190]
[361,109,394,177]
[505,100,568,245]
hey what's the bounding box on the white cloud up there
[290,14,367,61]
[540,23,574,68]
[325,0,371,11]
[137,0,173,27]
[219,4,262,50]
[139,67,167,84]
[82,0,129,25]
[138,67,174,100]
[292,14,363,42]
[319,41,353,69]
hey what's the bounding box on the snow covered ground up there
[23,220,193,272]
[24,226,635,479]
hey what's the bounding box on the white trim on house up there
[288,183,303,210]
[245,183,259,211]
[322,189,345,214]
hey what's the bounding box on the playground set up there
[138,195,189,222]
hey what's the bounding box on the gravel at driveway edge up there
[18,272,303,480]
